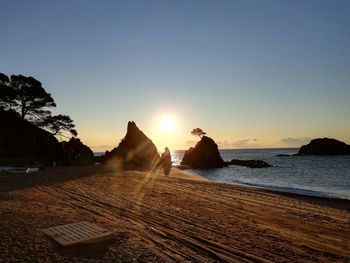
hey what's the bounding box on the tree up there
[39,114,78,137]
[0,73,15,109]
[0,73,56,121]
[0,73,9,84]
[191,128,206,139]
[1,72,78,139]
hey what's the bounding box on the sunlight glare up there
[160,118,174,132]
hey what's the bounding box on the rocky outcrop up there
[181,136,225,168]
[0,109,94,166]
[180,135,271,169]
[159,147,172,175]
[0,109,64,165]
[61,138,94,166]
[102,121,160,170]
[298,138,350,155]
[229,159,271,168]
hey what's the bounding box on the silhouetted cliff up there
[61,138,94,166]
[0,109,64,165]
[0,109,94,166]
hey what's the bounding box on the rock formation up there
[0,109,64,165]
[102,121,160,170]
[61,138,94,166]
[298,138,350,155]
[159,147,172,175]
[181,136,225,168]
[0,108,94,166]
[229,159,271,168]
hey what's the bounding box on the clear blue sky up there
[1,0,350,150]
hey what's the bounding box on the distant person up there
[160,147,172,175]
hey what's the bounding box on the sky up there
[1,0,350,151]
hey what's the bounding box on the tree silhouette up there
[38,114,78,137]
[0,73,9,85]
[191,128,206,139]
[1,72,78,139]
[0,73,56,121]
[0,73,15,109]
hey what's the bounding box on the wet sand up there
[0,166,349,262]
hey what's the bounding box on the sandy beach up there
[0,166,349,262]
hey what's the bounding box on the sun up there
[160,118,174,132]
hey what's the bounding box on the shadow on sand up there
[0,166,100,193]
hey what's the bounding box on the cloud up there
[279,137,312,147]
[217,139,260,149]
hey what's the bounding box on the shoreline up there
[1,166,349,262]
[200,177,350,205]
[178,164,350,202]
[179,168,350,202]
[180,169,350,211]
[1,165,350,210]
[1,165,350,209]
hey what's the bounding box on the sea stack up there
[298,138,350,155]
[61,138,94,166]
[181,136,225,168]
[103,121,160,170]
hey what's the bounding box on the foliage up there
[38,114,78,137]
[0,73,10,84]
[191,128,206,139]
[0,72,77,139]
[0,73,15,109]
[0,74,56,121]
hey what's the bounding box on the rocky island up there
[180,135,271,169]
[298,138,350,155]
[181,136,226,168]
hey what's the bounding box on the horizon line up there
[92,146,300,153]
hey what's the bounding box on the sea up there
[18,148,347,200]
[171,148,350,200]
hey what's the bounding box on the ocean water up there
[171,148,350,200]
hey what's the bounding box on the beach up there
[0,166,349,262]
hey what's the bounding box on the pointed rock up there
[159,147,172,175]
[103,121,159,170]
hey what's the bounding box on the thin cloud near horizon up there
[91,137,314,152]
[279,137,313,147]
[217,139,261,149]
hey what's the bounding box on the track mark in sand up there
[145,224,270,263]
[35,184,269,262]
[30,176,350,263]
[42,184,300,261]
